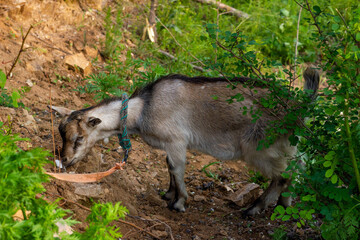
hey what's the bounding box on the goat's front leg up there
[164,145,188,212]
[244,176,291,216]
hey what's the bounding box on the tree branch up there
[194,0,249,19]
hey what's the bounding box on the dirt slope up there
[0,1,318,239]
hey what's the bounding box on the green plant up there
[201,1,360,239]
[248,170,269,189]
[0,123,128,239]
[75,202,128,240]
[0,69,23,108]
[201,161,221,180]
[102,6,124,59]
[270,225,288,240]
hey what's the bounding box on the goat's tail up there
[303,67,320,99]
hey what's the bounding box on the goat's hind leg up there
[243,176,291,216]
[163,156,176,201]
[163,146,188,212]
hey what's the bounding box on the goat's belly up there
[189,142,242,161]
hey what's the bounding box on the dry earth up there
[0,1,319,239]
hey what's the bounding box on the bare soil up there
[0,1,319,239]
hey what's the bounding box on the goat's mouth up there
[63,158,78,168]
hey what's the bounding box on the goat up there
[51,67,319,215]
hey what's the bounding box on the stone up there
[64,52,92,76]
[193,195,206,202]
[21,109,39,133]
[83,46,99,59]
[73,183,104,198]
[227,183,263,207]
[26,79,33,87]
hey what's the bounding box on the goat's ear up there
[87,117,102,127]
[49,105,74,117]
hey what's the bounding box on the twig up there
[334,8,358,44]
[49,79,57,173]
[158,49,206,72]
[143,3,206,67]
[128,215,175,240]
[31,33,71,54]
[194,0,250,19]
[6,25,33,79]
[45,193,161,239]
[293,6,303,86]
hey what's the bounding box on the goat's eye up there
[74,136,84,149]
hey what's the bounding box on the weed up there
[201,161,221,181]
[271,226,288,240]
[248,170,269,189]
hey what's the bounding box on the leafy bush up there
[0,69,22,108]
[0,123,128,239]
[200,1,360,239]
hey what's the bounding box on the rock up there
[152,230,168,239]
[26,79,34,87]
[54,221,73,237]
[193,195,206,202]
[86,0,106,11]
[21,109,39,133]
[64,52,92,76]
[73,183,104,198]
[227,183,263,207]
[83,46,99,59]
[74,41,84,51]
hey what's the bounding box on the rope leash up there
[118,93,132,163]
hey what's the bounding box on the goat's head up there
[50,106,102,167]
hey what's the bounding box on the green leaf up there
[333,16,341,23]
[11,90,21,108]
[332,24,339,31]
[285,207,292,214]
[331,174,338,184]
[335,95,344,104]
[0,69,6,88]
[325,168,334,178]
[282,215,291,221]
[356,32,360,41]
[282,192,291,198]
[324,108,334,115]
[281,172,290,179]
[324,151,335,160]
[313,6,321,14]
[323,161,332,167]
[275,205,285,215]
[296,222,301,228]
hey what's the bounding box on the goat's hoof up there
[173,202,186,212]
[162,191,175,201]
[168,200,186,212]
[242,206,260,217]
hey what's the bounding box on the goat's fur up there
[51,68,319,215]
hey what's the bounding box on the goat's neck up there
[87,97,142,140]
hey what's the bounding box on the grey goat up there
[51,67,319,215]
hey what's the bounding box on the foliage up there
[74,202,128,240]
[0,69,23,108]
[155,0,358,65]
[78,52,168,101]
[102,6,124,59]
[248,170,269,189]
[201,161,221,180]
[200,1,360,239]
[0,123,128,239]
